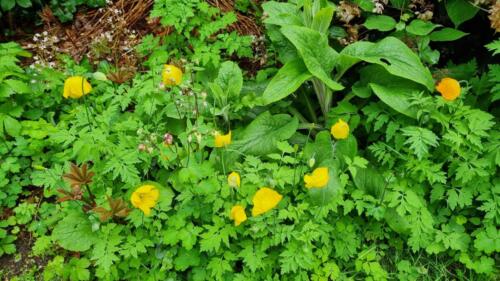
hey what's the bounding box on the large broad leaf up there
[445,0,479,27]
[311,6,335,34]
[52,211,98,252]
[337,37,434,91]
[209,61,243,102]
[303,131,334,166]
[360,65,423,119]
[308,166,342,206]
[280,25,343,91]
[353,166,385,199]
[384,208,411,235]
[262,1,303,26]
[261,59,312,105]
[232,112,298,155]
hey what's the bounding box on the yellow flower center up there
[304,167,329,189]
[63,76,92,99]
[214,131,232,148]
[130,184,160,216]
[162,64,183,86]
[331,119,349,140]
[436,77,460,101]
[252,187,283,217]
[230,205,247,226]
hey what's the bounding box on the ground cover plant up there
[0,0,499,280]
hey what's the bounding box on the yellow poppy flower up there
[63,76,92,99]
[304,167,329,189]
[228,172,241,188]
[436,77,461,101]
[214,131,231,147]
[230,205,247,226]
[162,64,183,86]
[330,119,349,140]
[252,187,283,217]
[130,184,160,216]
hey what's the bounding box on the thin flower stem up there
[82,78,93,133]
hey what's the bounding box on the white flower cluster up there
[27,31,60,69]
[372,0,388,14]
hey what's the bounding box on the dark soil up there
[0,230,48,280]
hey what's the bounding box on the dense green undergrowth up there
[1,0,499,280]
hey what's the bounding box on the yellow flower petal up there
[63,76,92,99]
[230,205,247,226]
[252,187,283,217]
[330,119,349,140]
[436,77,460,101]
[214,131,231,148]
[130,184,160,216]
[304,167,329,189]
[227,172,241,188]
[162,64,183,86]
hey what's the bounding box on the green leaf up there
[401,126,439,159]
[262,1,303,26]
[280,25,343,91]
[174,248,201,271]
[353,166,385,199]
[52,212,98,252]
[389,0,407,9]
[429,28,468,42]
[0,0,15,11]
[211,61,242,101]
[364,15,397,32]
[336,135,358,164]
[485,39,500,56]
[360,65,422,118]
[338,37,434,90]
[16,0,31,8]
[474,226,500,254]
[311,6,335,34]
[4,79,31,94]
[308,167,342,206]
[233,112,298,155]
[353,0,374,11]
[66,258,91,281]
[406,19,440,36]
[91,224,123,271]
[261,59,312,105]
[3,115,21,136]
[303,131,334,166]
[445,0,479,27]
